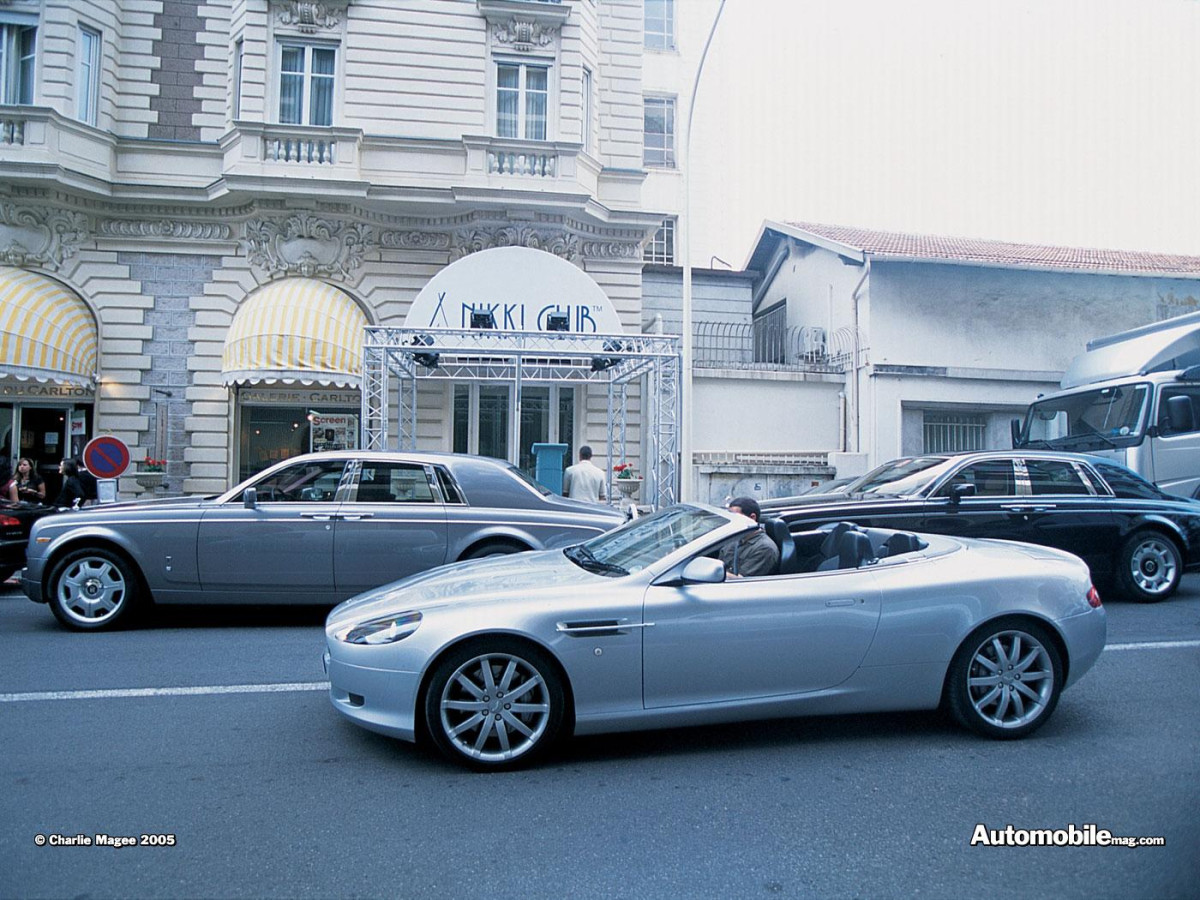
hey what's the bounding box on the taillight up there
[0,515,20,527]
[1087,585,1102,608]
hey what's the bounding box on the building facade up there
[1,0,669,499]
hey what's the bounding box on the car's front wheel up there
[1116,530,1181,602]
[423,639,566,771]
[946,618,1063,739]
[47,548,143,631]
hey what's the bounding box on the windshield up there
[845,456,955,497]
[1021,384,1149,450]
[568,505,729,575]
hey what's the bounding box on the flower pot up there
[615,477,642,499]
[135,472,164,491]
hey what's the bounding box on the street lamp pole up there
[680,0,727,502]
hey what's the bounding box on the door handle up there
[339,513,374,521]
[825,598,861,608]
[301,513,333,521]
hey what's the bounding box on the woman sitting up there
[7,457,46,504]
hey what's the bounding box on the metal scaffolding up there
[360,327,682,506]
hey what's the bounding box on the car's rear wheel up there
[47,548,143,631]
[946,618,1062,739]
[423,639,565,771]
[1116,530,1181,602]
[461,540,526,561]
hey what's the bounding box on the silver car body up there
[22,451,624,609]
[324,505,1106,746]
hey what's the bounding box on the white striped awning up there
[221,279,367,388]
[0,266,98,387]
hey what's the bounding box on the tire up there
[946,617,1063,740]
[1115,530,1181,603]
[423,639,566,771]
[47,548,143,631]
[461,540,527,561]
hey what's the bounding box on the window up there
[581,67,593,151]
[251,459,348,503]
[497,62,548,140]
[1093,462,1162,500]
[232,38,244,119]
[644,218,676,264]
[77,26,101,125]
[0,22,36,105]
[278,43,335,126]
[1157,385,1200,436]
[354,463,435,504]
[643,97,675,167]
[645,0,675,50]
[923,411,986,453]
[940,460,1016,497]
[1025,459,1091,496]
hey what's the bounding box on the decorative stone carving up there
[580,239,644,260]
[273,0,349,34]
[243,213,375,280]
[379,230,452,251]
[98,219,234,241]
[451,226,578,262]
[492,18,558,52]
[0,204,88,270]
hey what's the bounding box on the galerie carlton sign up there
[403,246,624,334]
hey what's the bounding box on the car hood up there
[326,549,607,626]
[39,495,216,521]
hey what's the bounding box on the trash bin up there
[531,442,568,495]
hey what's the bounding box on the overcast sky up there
[686,0,1200,268]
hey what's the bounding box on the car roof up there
[899,450,1111,465]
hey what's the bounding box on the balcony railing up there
[694,321,845,372]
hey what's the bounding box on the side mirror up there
[679,557,726,584]
[948,483,976,505]
[1010,418,1023,448]
[1165,395,1195,434]
[242,487,257,510]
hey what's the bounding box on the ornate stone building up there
[0,0,669,497]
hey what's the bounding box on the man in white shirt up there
[562,445,606,503]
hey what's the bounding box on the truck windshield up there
[1021,384,1149,450]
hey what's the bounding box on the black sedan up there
[0,500,59,583]
[762,451,1200,602]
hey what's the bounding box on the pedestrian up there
[75,458,99,506]
[53,458,87,509]
[562,445,606,503]
[8,457,46,503]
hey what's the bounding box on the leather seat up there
[817,529,875,570]
[763,518,798,574]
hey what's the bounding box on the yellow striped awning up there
[222,278,367,388]
[0,266,98,387]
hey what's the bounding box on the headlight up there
[337,611,422,645]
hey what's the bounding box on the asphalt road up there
[2,577,1198,900]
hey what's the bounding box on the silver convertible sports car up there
[22,451,625,631]
[324,504,1107,770]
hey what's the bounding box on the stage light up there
[546,312,569,332]
[470,310,496,329]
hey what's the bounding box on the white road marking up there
[0,681,329,703]
[1103,639,1200,652]
[1,640,1196,703]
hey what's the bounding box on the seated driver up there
[717,496,780,578]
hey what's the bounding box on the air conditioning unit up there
[801,326,827,357]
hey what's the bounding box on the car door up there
[641,566,882,709]
[333,460,448,596]
[196,458,349,603]
[920,458,1028,542]
[1016,457,1119,572]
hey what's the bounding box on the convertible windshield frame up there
[569,504,737,576]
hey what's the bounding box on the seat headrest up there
[819,521,855,556]
[838,530,875,568]
[764,518,790,544]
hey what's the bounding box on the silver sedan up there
[22,451,625,631]
[324,505,1108,770]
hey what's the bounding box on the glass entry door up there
[453,383,574,475]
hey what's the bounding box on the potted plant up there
[612,462,642,499]
[136,457,166,491]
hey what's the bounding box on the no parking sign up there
[82,435,132,480]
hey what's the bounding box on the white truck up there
[1011,310,1200,498]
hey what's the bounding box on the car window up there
[435,467,464,504]
[1157,386,1200,436]
[1025,459,1091,496]
[937,460,1017,497]
[252,459,348,502]
[1092,462,1163,500]
[353,463,435,503]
